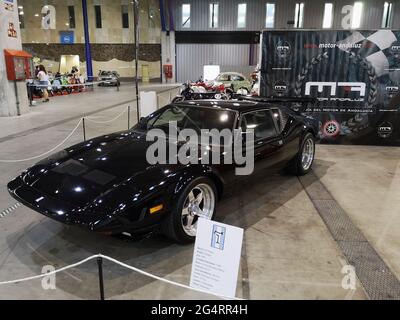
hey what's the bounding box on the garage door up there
[176,43,258,82]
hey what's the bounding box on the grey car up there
[98,71,120,87]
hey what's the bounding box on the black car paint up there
[7,101,319,235]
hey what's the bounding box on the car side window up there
[232,75,244,81]
[241,110,278,140]
[271,108,289,133]
[148,107,186,129]
[217,74,230,81]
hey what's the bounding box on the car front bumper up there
[7,176,164,235]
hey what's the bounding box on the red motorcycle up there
[190,78,233,98]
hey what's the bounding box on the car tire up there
[225,89,234,99]
[236,88,249,95]
[161,177,217,244]
[172,96,185,103]
[288,132,315,176]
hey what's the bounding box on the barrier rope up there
[0,253,243,300]
[85,106,129,124]
[0,87,180,163]
[28,81,114,88]
[0,119,82,163]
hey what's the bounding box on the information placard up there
[190,218,244,298]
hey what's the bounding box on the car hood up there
[18,130,181,207]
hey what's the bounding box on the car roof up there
[172,100,284,114]
[219,72,246,77]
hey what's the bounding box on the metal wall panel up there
[173,0,400,31]
[177,43,256,82]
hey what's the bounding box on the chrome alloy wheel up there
[181,183,215,236]
[301,137,315,171]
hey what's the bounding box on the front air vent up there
[52,159,89,176]
[83,170,115,186]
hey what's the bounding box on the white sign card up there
[190,218,244,298]
[139,91,157,118]
[203,65,220,81]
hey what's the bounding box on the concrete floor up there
[0,86,398,299]
[314,145,400,284]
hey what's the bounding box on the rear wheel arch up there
[306,127,317,138]
[288,131,316,176]
[205,172,224,200]
[299,125,317,148]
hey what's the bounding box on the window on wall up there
[381,2,394,28]
[209,3,219,28]
[182,4,191,28]
[68,6,76,29]
[265,3,275,28]
[322,3,333,28]
[18,6,24,29]
[95,5,102,28]
[237,3,247,28]
[149,5,157,28]
[294,3,304,28]
[121,5,129,28]
[351,1,363,29]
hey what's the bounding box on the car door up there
[216,73,231,87]
[231,74,249,92]
[239,109,285,174]
[271,107,303,162]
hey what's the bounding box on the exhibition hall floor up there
[0,87,398,299]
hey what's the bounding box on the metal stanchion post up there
[28,84,33,106]
[133,0,140,122]
[128,105,131,129]
[97,257,105,300]
[169,92,171,103]
[82,118,86,142]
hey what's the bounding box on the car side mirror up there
[138,117,148,129]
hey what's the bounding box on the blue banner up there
[60,31,74,44]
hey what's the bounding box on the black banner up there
[260,30,400,145]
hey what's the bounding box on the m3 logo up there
[276,41,291,59]
[377,122,393,139]
[391,45,400,54]
[274,81,287,95]
[385,86,399,97]
[305,82,366,102]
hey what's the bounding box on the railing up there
[0,253,243,300]
[0,85,181,164]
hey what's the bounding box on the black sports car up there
[8,99,319,243]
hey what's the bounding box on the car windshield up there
[216,74,230,81]
[136,105,236,136]
[100,71,115,76]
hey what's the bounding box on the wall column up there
[0,0,29,117]
[82,0,93,81]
